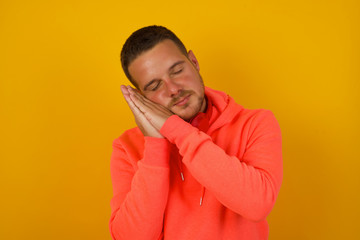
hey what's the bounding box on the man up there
[109,25,282,240]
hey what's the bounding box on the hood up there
[205,86,244,134]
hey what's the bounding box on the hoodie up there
[109,87,283,240]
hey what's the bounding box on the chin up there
[172,96,205,121]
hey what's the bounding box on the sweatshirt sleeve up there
[160,111,282,222]
[109,136,171,240]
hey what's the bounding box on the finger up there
[128,87,173,118]
[129,92,148,113]
[122,89,145,116]
[127,97,145,118]
[127,85,147,100]
[121,85,132,102]
[129,91,159,116]
[127,87,157,109]
[126,86,148,106]
[121,85,130,95]
[126,85,174,123]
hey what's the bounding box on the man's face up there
[128,39,206,120]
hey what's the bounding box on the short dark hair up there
[121,25,188,88]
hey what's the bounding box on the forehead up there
[128,40,187,85]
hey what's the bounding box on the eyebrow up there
[143,60,185,91]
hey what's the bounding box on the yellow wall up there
[1,0,359,239]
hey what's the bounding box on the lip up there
[174,94,191,107]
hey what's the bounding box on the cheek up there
[145,92,168,106]
[185,74,203,92]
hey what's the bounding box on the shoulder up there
[224,95,277,125]
[237,108,281,141]
[221,102,280,136]
[237,108,279,130]
[111,127,145,167]
[112,127,145,152]
[239,108,276,122]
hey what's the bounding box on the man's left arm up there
[127,87,282,222]
[161,111,282,222]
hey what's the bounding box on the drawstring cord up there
[177,153,206,206]
[177,154,185,182]
[178,156,205,206]
[200,187,205,206]
[176,147,206,206]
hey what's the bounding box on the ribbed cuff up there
[160,115,196,145]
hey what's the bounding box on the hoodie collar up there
[189,95,213,132]
[189,86,244,133]
[204,87,244,133]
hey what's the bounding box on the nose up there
[166,79,182,97]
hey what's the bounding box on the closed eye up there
[169,61,185,76]
[150,81,161,91]
[173,69,183,74]
[170,68,183,77]
[144,79,161,91]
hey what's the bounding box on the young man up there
[109,25,282,240]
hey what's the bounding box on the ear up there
[187,50,200,71]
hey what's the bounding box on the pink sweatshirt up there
[109,87,282,240]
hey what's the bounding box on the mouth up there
[173,94,191,107]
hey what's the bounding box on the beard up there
[168,77,206,121]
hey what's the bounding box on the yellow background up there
[1,0,359,239]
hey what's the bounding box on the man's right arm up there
[109,136,170,240]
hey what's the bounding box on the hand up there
[126,85,173,131]
[121,85,164,138]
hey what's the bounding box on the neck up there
[200,96,208,113]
